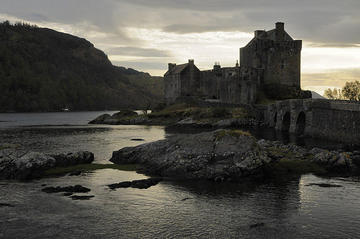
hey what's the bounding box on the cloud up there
[106,47,171,57]
[1,0,360,81]
[306,43,360,48]
[302,68,360,94]
[113,61,165,70]
[116,0,360,44]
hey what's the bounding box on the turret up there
[168,63,176,71]
[276,22,284,31]
[275,22,285,41]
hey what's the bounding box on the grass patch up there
[264,159,326,178]
[214,129,252,140]
[267,146,297,160]
[44,163,138,176]
[272,159,326,175]
[148,104,250,124]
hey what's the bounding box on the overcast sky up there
[1,0,360,94]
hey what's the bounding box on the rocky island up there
[110,129,360,181]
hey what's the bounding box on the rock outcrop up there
[0,150,94,180]
[89,111,149,125]
[111,130,272,181]
[108,178,162,190]
[258,139,360,175]
[111,130,360,180]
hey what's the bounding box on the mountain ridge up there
[0,21,164,112]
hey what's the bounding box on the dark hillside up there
[0,21,164,112]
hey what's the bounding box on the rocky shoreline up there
[89,106,260,128]
[0,150,94,180]
[111,130,360,181]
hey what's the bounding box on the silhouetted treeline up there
[0,21,163,112]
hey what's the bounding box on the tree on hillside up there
[324,88,343,100]
[342,81,360,101]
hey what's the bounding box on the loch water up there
[1,112,360,239]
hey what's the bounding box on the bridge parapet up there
[264,99,360,144]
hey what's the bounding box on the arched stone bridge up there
[264,99,360,143]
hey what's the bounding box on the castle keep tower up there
[164,22,308,105]
[240,22,302,90]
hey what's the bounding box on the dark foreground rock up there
[111,130,360,181]
[108,178,162,190]
[258,139,360,175]
[50,151,94,167]
[306,183,343,188]
[42,185,91,193]
[0,151,94,180]
[0,203,14,207]
[89,110,148,125]
[71,195,94,200]
[111,130,271,181]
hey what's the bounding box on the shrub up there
[212,107,230,118]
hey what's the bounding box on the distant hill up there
[0,21,164,112]
[311,91,325,99]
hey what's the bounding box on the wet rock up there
[108,178,162,190]
[51,151,94,167]
[89,111,146,125]
[0,152,56,180]
[63,192,73,196]
[42,185,91,193]
[71,195,94,200]
[88,113,111,124]
[181,197,192,201]
[0,203,14,207]
[131,138,145,141]
[111,130,271,180]
[108,181,132,189]
[0,150,94,180]
[250,222,265,228]
[306,183,343,188]
[68,170,82,176]
[131,178,162,189]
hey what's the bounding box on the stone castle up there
[164,22,310,105]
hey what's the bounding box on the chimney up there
[188,59,194,65]
[168,63,176,71]
[276,22,284,31]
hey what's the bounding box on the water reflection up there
[0,125,166,163]
[165,125,360,151]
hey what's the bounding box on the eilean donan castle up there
[164,22,310,105]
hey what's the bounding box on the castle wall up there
[164,73,181,104]
[200,70,221,99]
[264,41,301,88]
[180,64,200,97]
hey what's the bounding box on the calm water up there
[1,112,360,239]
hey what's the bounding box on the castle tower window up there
[281,60,285,69]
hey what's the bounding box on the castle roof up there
[265,29,293,41]
[171,63,188,74]
[164,63,188,76]
[243,22,295,48]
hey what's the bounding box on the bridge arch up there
[281,112,291,131]
[295,111,306,135]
